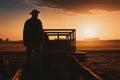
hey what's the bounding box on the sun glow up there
[83,26,96,38]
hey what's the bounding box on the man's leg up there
[22,46,32,80]
[33,44,43,64]
[25,46,32,65]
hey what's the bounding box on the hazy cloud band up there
[29,0,120,13]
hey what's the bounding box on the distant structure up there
[85,38,100,41]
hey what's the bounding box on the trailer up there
[43,29,76,53]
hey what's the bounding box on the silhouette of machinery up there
[43,29,76,52]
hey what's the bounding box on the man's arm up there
[23,20,29,46]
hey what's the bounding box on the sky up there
[1,0,120,41]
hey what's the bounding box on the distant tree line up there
[0,38,9,42]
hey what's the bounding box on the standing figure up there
[23,9,44,65]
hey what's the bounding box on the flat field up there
[0,40,120,80]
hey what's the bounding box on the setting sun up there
[1,0,120,41]
[83,26,96,38]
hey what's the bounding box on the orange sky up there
[1,0,120,41]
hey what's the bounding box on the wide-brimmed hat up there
[30,9,40,14]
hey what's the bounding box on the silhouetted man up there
[23,9,44,65]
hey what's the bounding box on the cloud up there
[31,0,120,13]
[0,0,31,10]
